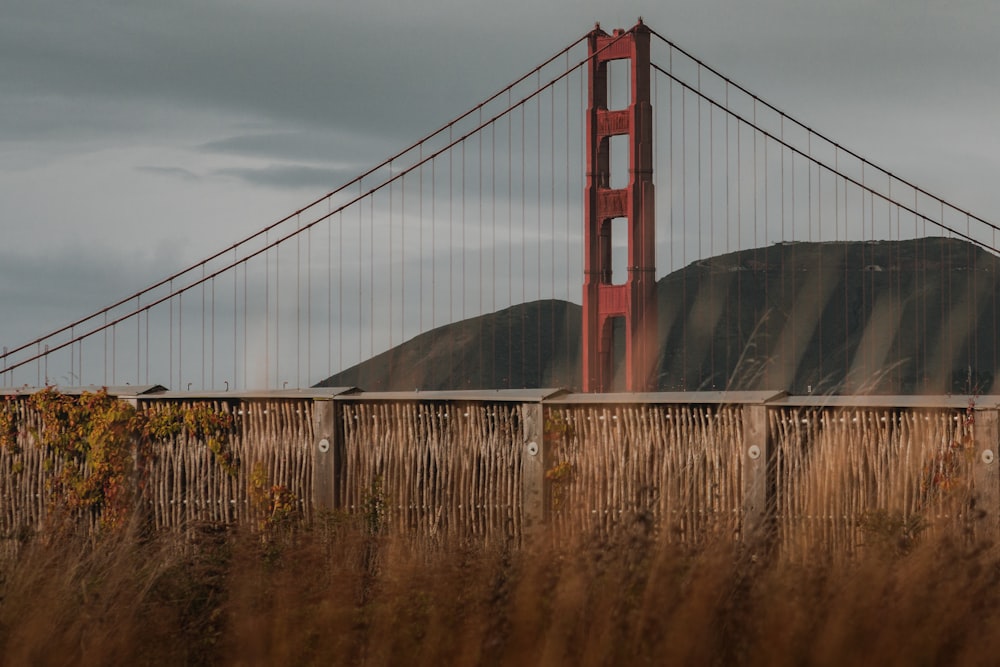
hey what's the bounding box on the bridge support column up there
[521,402,549,543]
[312,398,342,513]
[973,407,1000,542]
[742,404,773,546]
[583,21,657,392]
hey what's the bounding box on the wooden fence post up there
[742,403,773,545]
[312,398,340,514]
[973,407,999,542]
[522,402,548,542]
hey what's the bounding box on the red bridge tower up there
[583,21,657,392]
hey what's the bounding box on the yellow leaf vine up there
[249,461,299,533]
[544,409,576,510]
[0,388,237,531]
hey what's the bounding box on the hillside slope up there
[317,237,1000,394]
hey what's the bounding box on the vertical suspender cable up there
[524,96,528,387]
[537,77,543,385]
[860,166,867,378]
[668,49,674,276]
[361,182,366,370]
[731,86,743,381]
[763,124,769,389]
[969,212,975,386]
[681,86,687,386]
[389,163,394,358]
[841,155,848,386]
[211,277,216,388]
[915,189,922,392]
[335,206,341,378]
[402,166,407,351]
[870,187,875,385]
[460,130,469,321]
[478,109,484,384]
[461,131,466,324]
[785,121,792,388]
[893,192,900,390]
[276,229,281,387]
[449,127,454,387]
[233,248,238,389]
[432,150,436,334]
[367,191,372,368]
[136,296,141,385]
[264,232,271,388]
[419,146,424,338]
[243,263,247,390]
[202,266,206,389]
[492,121,497,385]
[178,292,182,390]
[941,201,948,391]
[697,69,702,262]
[708,76,715,385]
[565,56,572,378]
[811,138,820,385]
[724,84,731,379]
[508,90,514,388]
[304,220,311,384]
[326,201,332,378]
[753,103,758,254]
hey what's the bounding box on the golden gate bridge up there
[3,20,999,395]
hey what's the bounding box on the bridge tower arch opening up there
[583,21,657,392]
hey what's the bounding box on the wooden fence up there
[2,387,998,553]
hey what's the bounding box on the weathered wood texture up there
[771,406,975,559]
[0,397,314,537]
[2,393,995,554]
[545,404,745,542]
[141,399,314,530]
[338,400,523,544]
[0,399,48,535]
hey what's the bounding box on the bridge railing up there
[2,388,997,555]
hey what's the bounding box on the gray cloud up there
[2,0,1000,387]
[0,0,531,142]
[136,165,201,181]
[198,131,395,165]
[214,164,355,190]
[0,244,183,345]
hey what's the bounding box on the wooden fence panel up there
[1,397,315,538]
[547,404,745,543]
[772,406,971,560]
[0,400,48,537]
[338,400,522,544]
[140,399,313,530]
[3,392,996,556]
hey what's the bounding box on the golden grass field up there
[2,391,998,664]
[2,509,999,667]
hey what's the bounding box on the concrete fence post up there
[973,407,999,542]
[521,402,548,542]
[742,403,773,545]
[312,398,341,514]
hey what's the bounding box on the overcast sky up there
[2,0,999,379]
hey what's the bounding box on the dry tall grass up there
[3,512,999,666]
[3,395,998,664]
